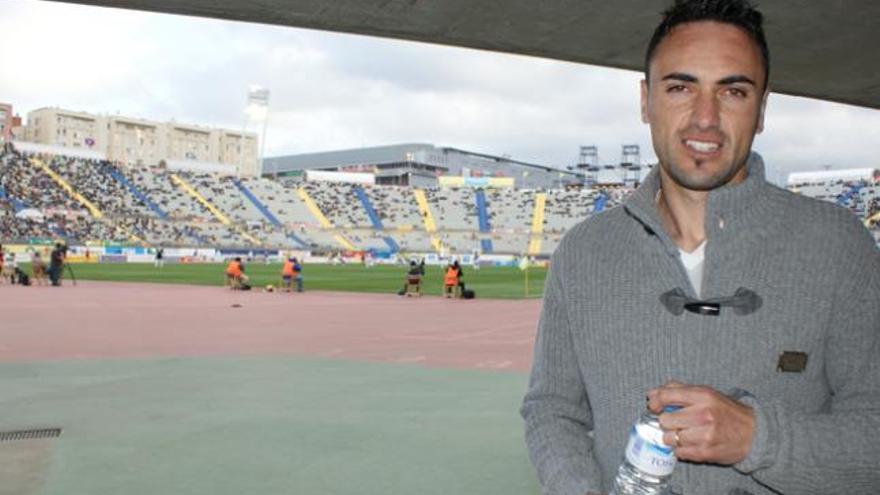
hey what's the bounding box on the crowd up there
[423,187,476,230]
[364,185,423,230]
[125,166,213,220]
[47,156,155,218]
[0,149,83,212]
[485,188,532,231]
[188,173,263,223]
[302,181,373,228]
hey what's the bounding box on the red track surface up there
[0,282,541,371]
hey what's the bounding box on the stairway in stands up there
[412,189,444,253]
[354,186,399,252]
[474,189,493,253]
[593,192,608,213]
[527,192,546,255]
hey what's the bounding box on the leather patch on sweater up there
[777,351,808,372]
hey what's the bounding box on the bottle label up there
[623,423,677,477]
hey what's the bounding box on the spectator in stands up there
[522,2,880,495]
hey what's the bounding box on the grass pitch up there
[49,262,546,299]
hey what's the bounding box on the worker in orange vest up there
[281,257,295,293]
[225,257,247,289]
[443,260,463,298]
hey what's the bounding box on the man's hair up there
[645,0,769,89]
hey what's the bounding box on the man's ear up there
[640,79,650,124]
[756,89,769,134]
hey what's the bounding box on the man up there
[281,257,303,293]
[291,257,303,292]
[401,260,423,296]
[5,252,19,284]
[154,247,164,269]
[225,257,248,289]
[443,260,464,298]
[281,257,296,293]
[48,243,66,287]
[0,247,6,285]
[520,1,880,495]
[31,250,47,286]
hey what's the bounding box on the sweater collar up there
[623,152,770,251]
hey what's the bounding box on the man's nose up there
[690,90,721,130]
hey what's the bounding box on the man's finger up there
[648,384,705,412]
[657,408,696,431]
[673,445,707,462]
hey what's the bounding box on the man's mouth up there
[683,139,721,154]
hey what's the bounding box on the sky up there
[1,0,879,185]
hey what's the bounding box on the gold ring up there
[673,430,681,447]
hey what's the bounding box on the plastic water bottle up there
[609,406,681,495]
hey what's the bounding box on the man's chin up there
[665,163,733,191]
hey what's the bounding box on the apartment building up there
[23,107,260,176]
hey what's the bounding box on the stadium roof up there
[46,0,880,110]
[263,142,581,177]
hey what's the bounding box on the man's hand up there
[646,381,755,465]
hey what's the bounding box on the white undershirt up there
[679,241,707,298]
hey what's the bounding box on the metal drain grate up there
[0,428,62,443]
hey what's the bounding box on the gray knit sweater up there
[521,153,880,495]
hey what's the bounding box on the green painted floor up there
[0,356,539,495]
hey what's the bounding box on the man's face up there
[641,21,768,191]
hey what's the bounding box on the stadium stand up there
[362,185,424,230]
[46,156,155,218]
[2,143,876,253]
[302,181,373,229]
[1,151,83,212]
[544,188,596,232]
[486,188,533,232]
[183,172,266,224]
[124,166,213,220]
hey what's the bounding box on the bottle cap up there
[663,405,682,413]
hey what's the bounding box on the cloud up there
[0,0,877,180]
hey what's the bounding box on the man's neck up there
[657,170,708,253]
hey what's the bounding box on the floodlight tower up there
[577,145,599,186]
[242,85,270,177]
[621,144,641,185]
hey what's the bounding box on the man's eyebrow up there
[659,73,757,87]
[717,75,756,86]
[660,72,697,83]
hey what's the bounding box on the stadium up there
[1,1,879,495]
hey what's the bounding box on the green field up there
[41,262,547,299]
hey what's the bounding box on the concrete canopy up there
[46,0,880,109]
